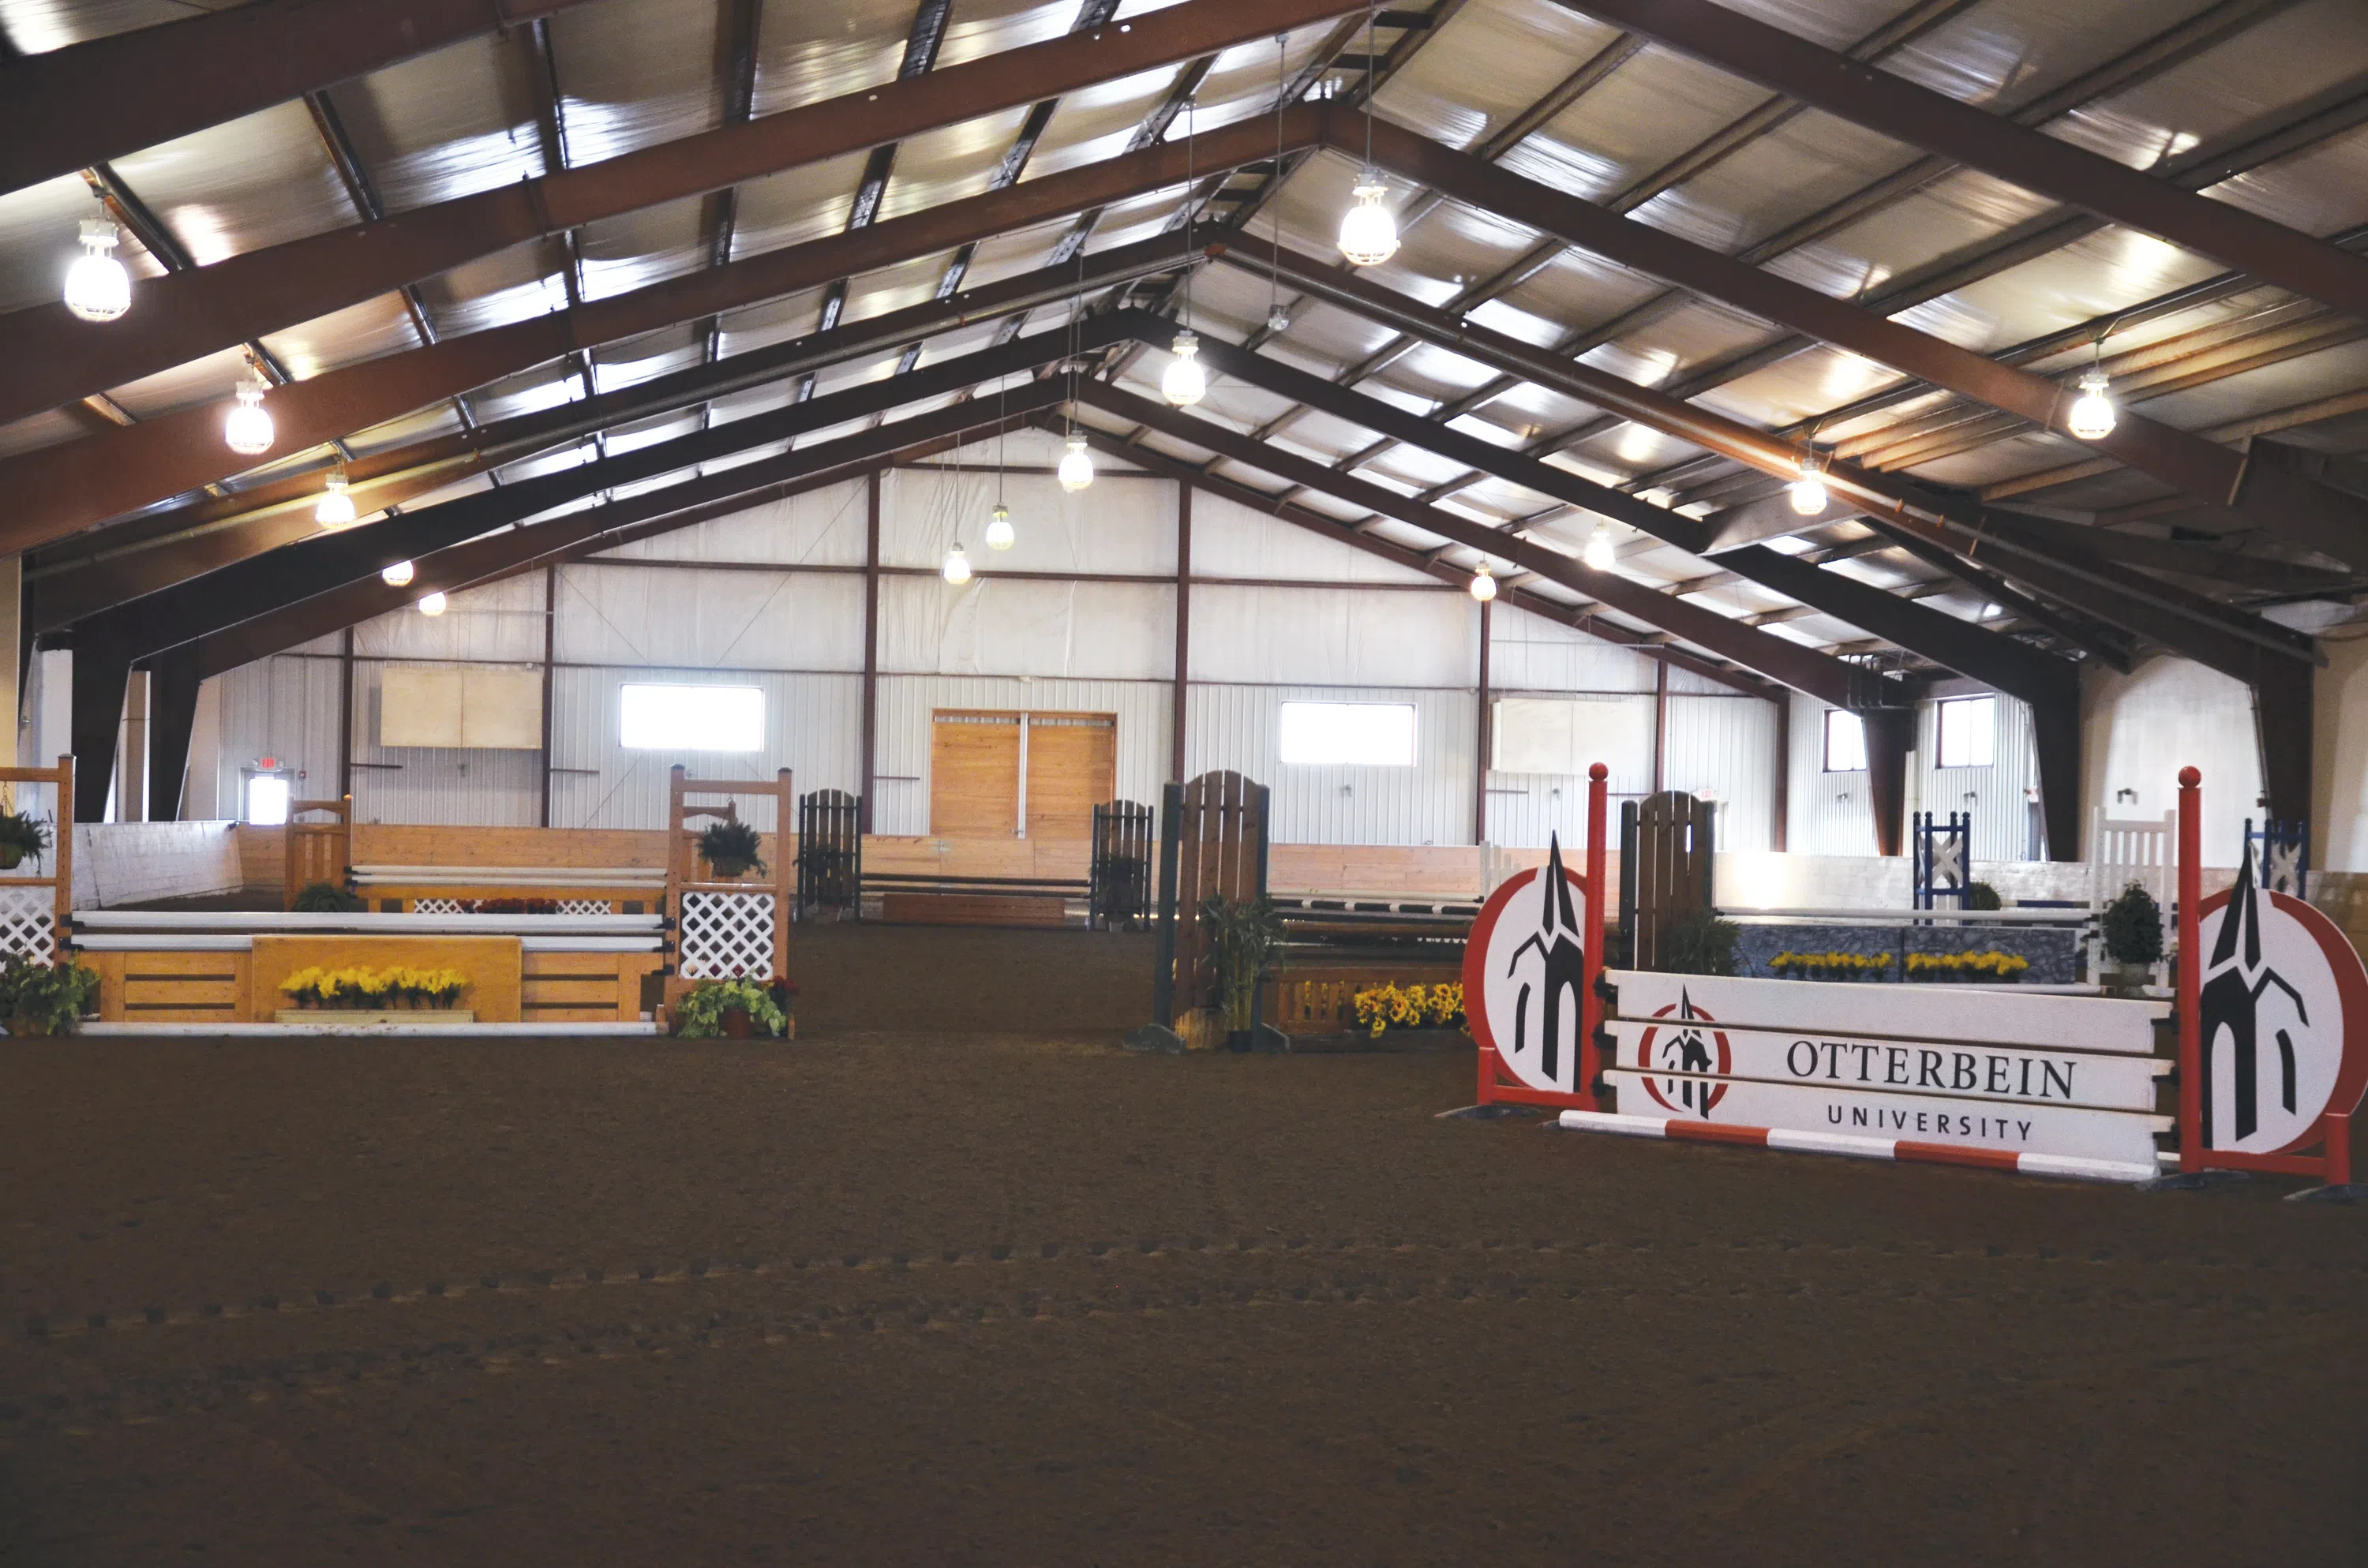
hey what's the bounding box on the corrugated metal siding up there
[873,675,1171,836]
[880,575,1173,682]
[348,658,542,825]
[554,560,865,672]
[210,654,343,810]
[2081,655,2262,866]
[1920,692,2040,864]
[1789,690,1876,857]
[1187,684,1476,848]
[1665,694,1780,855]
[1190,585,1477,688]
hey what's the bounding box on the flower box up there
[275,1009,477,1025]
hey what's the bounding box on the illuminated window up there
[1279,702,1417,766]
[244,773,290,825]
[1936,695,1995,769]
[1822,709,1866,773]
[620,684,765,752]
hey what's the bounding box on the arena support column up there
[2176,765,2203,1169]
[1860,706,1916,857]
[1583,762,1609,1113]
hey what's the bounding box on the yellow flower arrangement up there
[1350,981,1467,1037]
[1905,949,2031,983]
[280,964,469,1009]
[1768,950,1895,982]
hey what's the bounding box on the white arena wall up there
[155,432,2368,871]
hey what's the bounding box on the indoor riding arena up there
[2,0,2366,1560]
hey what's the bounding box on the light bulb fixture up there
[1584,521,1617,572]
[1162,330,1206,406]
[1338,180,1399,268]
[314,470,358,530]
[942,542,972,585]
[1266,305,1292,335]
[223,371,274,457]
[985,502,1016,552]
[1058,432,1095,492]
[380,559,415,588]
[2066,368,2116,440]
[1789,453,1828,516]
[63,219,131,322]
[1468,562,1497,602]
[417,591,448,616]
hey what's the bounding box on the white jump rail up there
[349,864,666,887]
[73,911,660,934]
[1718,906,2090,925]
[73,934,658,952]
[1608,971,2165,1052]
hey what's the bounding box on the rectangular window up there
[1936,695,1995,769]
[1279,702,1417,766]
[620,684,765,752]
[1822,709,1866,773]
[244,773,290,825]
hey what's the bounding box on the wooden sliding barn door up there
[1024,713,1115,840]
[929,712,1021,836]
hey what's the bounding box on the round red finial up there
[1589,762,1609,781]
[2179,765,2201,788]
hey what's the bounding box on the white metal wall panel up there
[877,574,1174,682]
[879,433,1178,574]
[1190,585,1478,689]
[1920,691,2040,864]
[351,575,546,662]
[347,658,542,826]
[553,561,865,672]
[2081,655,2261,866]
[210,655,345,811]
[1664,694,1780,855]
[1186,683,1475,847]
[1486,601,1662,694]
[1186,487,1438,586]
[547,666,864,833]
[871,675,1171,836]
[1789,690,1877,858]
[594,477,869,565]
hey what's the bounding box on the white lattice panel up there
[679,890,776,979]
[558,897,613,915]
[0,886,55,964]
[414,897,466,914]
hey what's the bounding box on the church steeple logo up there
[1635,986,1732,1119]
[2192,846,2368,1154]
[1463,832,1596,1096]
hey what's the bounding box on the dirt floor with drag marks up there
[0,924,2362,1564]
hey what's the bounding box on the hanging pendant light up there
[1338,180,1399,268]
[1468,562,1497,602]
[63,219,131,322]
[985,502,1016,551]
[381,559,415,588]
[2066,368,2117,440]
[417,591,448,616]
[1058,432,1095,492]
[942,542,972,585]
[223,369,275,456]
[315,470,359,530]
[1789,453,1829,516]
[1162,331,1207,407]
[1583,521,1617,572]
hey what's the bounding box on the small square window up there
[1823,709,1866,773]
[1936,696,1995,769]
[620,684,765,752]
[1279,702,1416,766]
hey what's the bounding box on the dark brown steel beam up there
[1564,0,2368,321]
[78,327,1095,663]
[0,110,1316,548]
[1340,118,2368,574]
[0,0,604,198]
[1078,381,1893,709]
[1055,417,1769,700]
[0,0,1362,428]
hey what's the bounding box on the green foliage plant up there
[1200,894,1286,1032]
[0,810,53,870]
[3,957,99,1035]
[1964,881,2003,911]
[699,819,766,878]
[673,977,788,1038]
[291,880,365,913]
[1658,909,1740,976]
[2101,881,2164,967]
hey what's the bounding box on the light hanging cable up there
[1583,522,1617,572]
[223,357,275,456]
[1337,4,1398,268]
[1164,92,1207,406]
[417,591,448,617]
[63,217,131,322]
[1468,561,1497,602]
[985,380,1015,549]
[944,428,973,582]
[1789,452,1828,516]
[2067,345,2117,441]
[1058,432,1095,492]
[380,559,415,588]
[315,470,359,530]
[1267,32,1291,335]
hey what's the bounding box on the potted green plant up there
[1657,908,1739,976]
[0,809,53,871]
[699,819,766,880]
[291,880,365,912]
[2100,881,2163,995]
[1201,894,1285,1052]
[1964,881,2003,911]
[673,976,789,1038]
[2,958,99,1036]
